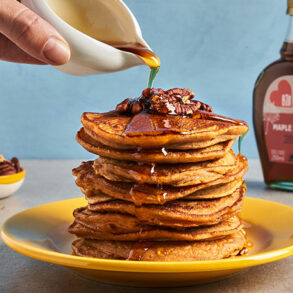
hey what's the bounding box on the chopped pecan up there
[115,88,213,116]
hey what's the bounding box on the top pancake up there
[81,111,248,149]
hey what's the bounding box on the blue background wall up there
[0,0,288,159]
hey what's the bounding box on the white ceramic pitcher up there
[21,0,151,75]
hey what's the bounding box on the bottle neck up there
[285,15,293,42]
[281,15,293,60]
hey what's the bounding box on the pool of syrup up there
[122,111,248,137]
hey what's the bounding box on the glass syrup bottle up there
[253,0,293,191]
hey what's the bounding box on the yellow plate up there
[2,197,293,287]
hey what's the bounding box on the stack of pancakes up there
[69,91,249,261]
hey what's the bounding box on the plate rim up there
[2,196,293,273]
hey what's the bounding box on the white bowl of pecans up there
[0,155,25,199]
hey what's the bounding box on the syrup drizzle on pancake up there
[122,111,248,138]
[126,241,151,261]
[238,129,249,155]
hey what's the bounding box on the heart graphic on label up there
[270,80,292,107]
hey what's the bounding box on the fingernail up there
[43,37,70,65]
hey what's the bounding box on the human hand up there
[0,0,70,65]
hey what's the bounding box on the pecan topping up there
[0,157,21,176]
[115,88,213,116]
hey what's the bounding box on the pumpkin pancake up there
[84,180,243,205]
[94,150,239,187]
[69,213,242,241]
[187,179,244,200]
[77,128,235,164]
[86,126,240,150]
[85,192,113,204]
[93,133,241,150]
[81,111,248,149]
[72,231,247,261]
[83,180,244,208]
[87,187,244,228]
[73,156,248,205]
[167,134,240,150]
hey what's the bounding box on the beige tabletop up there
[0,159,292,293]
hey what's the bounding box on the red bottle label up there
[263,76,293,164]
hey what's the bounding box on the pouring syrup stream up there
[115,46,160,88]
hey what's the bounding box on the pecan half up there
[116,98,143,114]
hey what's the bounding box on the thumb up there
[0,0,71,65]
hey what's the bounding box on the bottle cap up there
[288,0,293,15]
